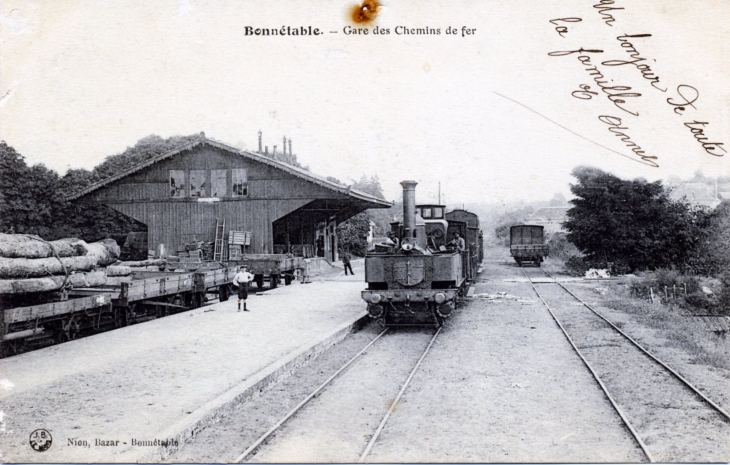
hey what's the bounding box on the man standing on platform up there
[342,250,354,276]
[233,266,255,312]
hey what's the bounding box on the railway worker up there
[233,266,255,312]
[448,232,466,252]
[341,250,354,276]
[385,231,399,248]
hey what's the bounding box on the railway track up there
[521,267,730,462]
[233,326,442,463]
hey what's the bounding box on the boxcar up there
[509,225,548,266]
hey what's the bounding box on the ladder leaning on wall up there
[213,218,226,262]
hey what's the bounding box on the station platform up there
[0,260,367,463]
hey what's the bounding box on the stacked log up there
[0,271,108,294]
[0,237,88,259]
[117,258,167,268]
[105,265,132,277]
[0,235,121,294]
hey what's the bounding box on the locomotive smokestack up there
[401,180,418,239]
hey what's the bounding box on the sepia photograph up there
[0,0,729,462]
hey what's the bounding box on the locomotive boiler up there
[361,181,481,327]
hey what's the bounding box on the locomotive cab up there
[416,204,449,250]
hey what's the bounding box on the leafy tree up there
[564,166,708,272]
[63,134,200,196]
[548,192,568,206]
[493,206,534,246]
[337,212,371,257]
[687,200,730,276]
[336,175,391,255]
[0,142,64,237]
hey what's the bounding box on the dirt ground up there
[0,262,365,464]
[4,251,729,462]
[170,247,665,462]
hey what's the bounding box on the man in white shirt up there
[233,266,255,312]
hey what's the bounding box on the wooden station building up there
[69,135,391,261]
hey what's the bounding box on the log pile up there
[0,235,124,295]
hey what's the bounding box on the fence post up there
[650,287,654,304]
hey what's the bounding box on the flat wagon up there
[0,265,237,357]
[229,254,304,288]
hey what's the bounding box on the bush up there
[718,270,730,314]
[564,255,589,276]
[547,232,580,260]
[628,268,717,311]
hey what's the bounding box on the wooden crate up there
[229,244,242,260]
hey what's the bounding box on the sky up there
[1,0,729,205]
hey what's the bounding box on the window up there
[170,170,185,198]
[421,208,432,219]
[433,207,444,218]
[232,169,248,197]
[190,170,206,197]
[211,170,227,197]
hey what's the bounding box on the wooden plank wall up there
[83,145,348,253]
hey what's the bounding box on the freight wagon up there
[509,225,549,266]
[229,254,304,288]
[0,265,237,357]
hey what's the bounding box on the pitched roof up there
[527,206,570,222]
[669,182,721,208]
[67,135,391,208]
[670,182,717,201]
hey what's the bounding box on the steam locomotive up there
[361,181,482,327]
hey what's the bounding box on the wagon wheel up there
[218,285,230,302]
[284,274,292,286]
[168,294,184,313]
[191,292,204,309]
[113,308,126,328]
[270,274,279,289]
[254,275,264,289]
[61,317,81,342]
[126,304,136,325]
